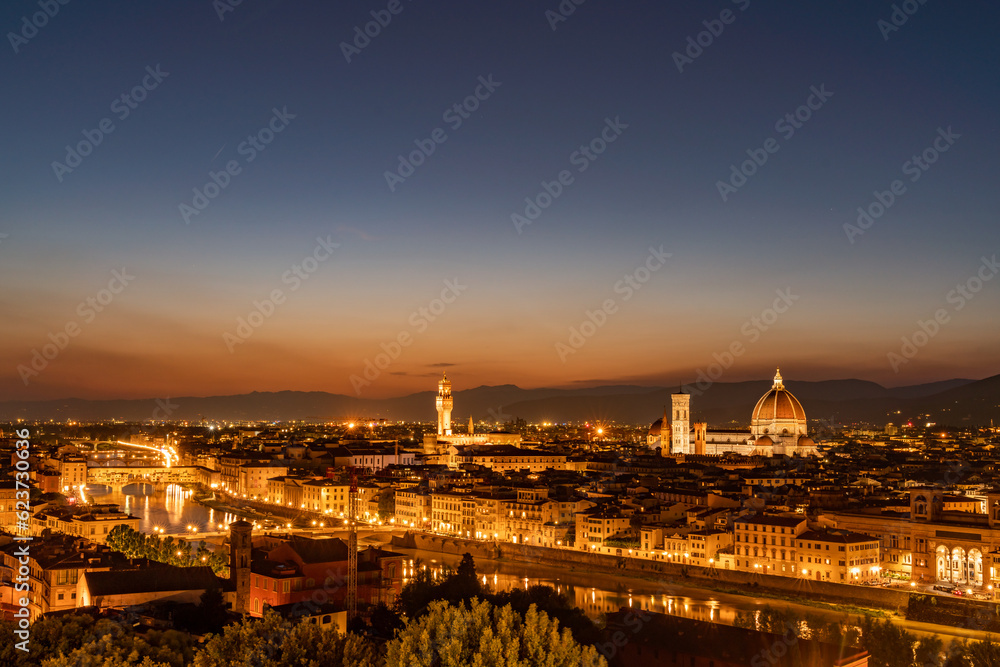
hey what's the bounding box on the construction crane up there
[346,468,358,620]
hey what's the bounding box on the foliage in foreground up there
[193,609,382,667]
[106,525,228,575]
[396,553,596,645]
[385,597,606,667]
[0,613,193,667]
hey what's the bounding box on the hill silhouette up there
[2,376,996,427]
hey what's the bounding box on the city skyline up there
[2,1,999,402]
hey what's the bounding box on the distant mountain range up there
[3,375,999,427]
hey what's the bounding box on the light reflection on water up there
[88,483,238,535]
[402,558,731,625]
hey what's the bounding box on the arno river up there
[89,483,244,534]
[91,484,987,642]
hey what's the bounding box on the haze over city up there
[2,0,998,403]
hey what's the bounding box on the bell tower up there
[671,390,690,455]
[987,489,1000,528]
[229,520,252,615]
[436,373,453,436]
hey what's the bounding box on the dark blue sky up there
[2,0,999,400]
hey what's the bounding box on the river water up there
[88,483,242,534]
[394,549,989,641]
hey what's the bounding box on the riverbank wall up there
[392,532,910,611]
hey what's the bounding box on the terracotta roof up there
[798,529,878,544]
[738,513,805,527]
[83,566,218,597]
[286,536,349,564]
[752,387,806,422]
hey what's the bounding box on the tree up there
[492,585,597,647]
[858,616,917,667]
[182,583,229,634]
[965,636,1000,666]
[377,492,395,522]
[193,609,381,667]
[384,598,606,667]
[449,552,481,600]
[395,565,439,619]
[915,635,945,667]
[368,602,405,640]
[0,612,193,667]
[106,526,228,574]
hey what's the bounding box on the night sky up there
[2,0,998,401]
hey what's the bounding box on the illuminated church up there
[647,369,818,457]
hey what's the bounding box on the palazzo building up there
[823,488,1000,590]
[422,373,521,461]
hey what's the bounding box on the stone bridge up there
[87,465,214,493]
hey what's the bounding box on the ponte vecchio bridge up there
[87,465,215,493]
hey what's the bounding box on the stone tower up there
[910,488,943,523]
[693,422,707,455]
[658,405,671,456]
[436,373,453,436]
[989,489,1000,529]
[229,520,252,614]
[671,391,690,455]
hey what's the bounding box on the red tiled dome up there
[752,369,806,422]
